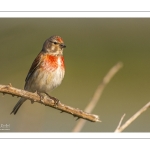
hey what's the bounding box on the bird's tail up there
[10,97,27,115]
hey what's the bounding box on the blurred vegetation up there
[0,18,150,132]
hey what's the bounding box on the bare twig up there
[115,102,150,132]
[0,84,100,122]
[115,113,126,131]
[72,62,123,132]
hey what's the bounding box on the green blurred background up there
[0,18,150,132]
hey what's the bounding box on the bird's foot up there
[35,91,44,102]
[44,92,60,106]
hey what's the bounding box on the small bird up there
[11,35,66,115]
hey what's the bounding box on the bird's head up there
[42,35,66,56]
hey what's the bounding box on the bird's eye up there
[53,42,57,45]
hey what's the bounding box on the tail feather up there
[10,98,26,115]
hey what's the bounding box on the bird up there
[11,35,66,115]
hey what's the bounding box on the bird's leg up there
[32,91,43,104]
[35,91,44,102]
[44,92,60,106]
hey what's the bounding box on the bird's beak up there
[60,44,66,49]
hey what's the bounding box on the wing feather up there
[25,51,44,85]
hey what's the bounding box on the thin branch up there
[0,84,101,122]
[115,113,126,131]
[115,102,150,132]
[72,62,123,132]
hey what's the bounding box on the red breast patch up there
[42,55,65,71]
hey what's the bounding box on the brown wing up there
[25,51,44,84]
